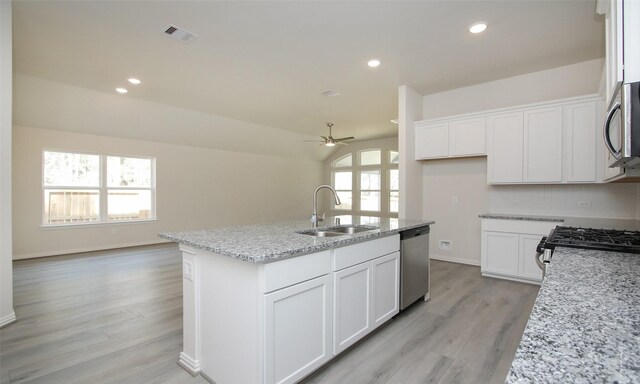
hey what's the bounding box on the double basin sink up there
[297,224,379,238]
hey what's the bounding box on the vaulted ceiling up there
[12,0,604,144]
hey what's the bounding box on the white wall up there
[13,75,326,161]
[489,184,639,218]
[398,85,423,219]
[13,126,323,258]
[418,58,639,266]
[0,0,15,327]
[422,59,604,119]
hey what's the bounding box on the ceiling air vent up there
[163,24,198,43]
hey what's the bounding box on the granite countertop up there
[479,213,640,230]
[159,215,434,263]
[506,247,640,383]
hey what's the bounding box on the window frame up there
[42,149,157,227]
[328,146,398,217]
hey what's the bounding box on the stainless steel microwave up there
[604,82,640,169]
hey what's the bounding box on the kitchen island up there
[160,216,434,384]
[506,247,640,383]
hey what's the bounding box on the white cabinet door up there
[450,118,486,157]
[519,235,543,281]
[487,112,524,183]
[264,275,332,384]
[333,262,371,355]
[562,102,597,183]
[523,107,562,183]
[371,252,399,328]
[482,231,519,276]
[415,122,449,159]
[605,0,623,102]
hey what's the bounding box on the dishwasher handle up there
[400,226,430,240]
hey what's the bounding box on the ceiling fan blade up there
[335,137,354,141]
[303,140,324,142]
[320,136,328,140]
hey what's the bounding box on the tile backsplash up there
[489,184,640,219]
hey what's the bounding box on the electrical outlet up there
[577,201,592,208]
[439,240,452,251]
[451,196,459,205]
[183,260,194,281]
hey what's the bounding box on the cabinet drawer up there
[481,219,560,235]
[333,235,400,271]
[263,251,331,293]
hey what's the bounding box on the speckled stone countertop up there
[478,213,565,222]
[159,216,434,263]
[506,247,640,383]
[479,213,640,230]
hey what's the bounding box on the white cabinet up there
[264,275,333,384]
[603,0,623,103]
[332,236,400,355]
[487,112,524,183]
[523,107,563,183]
[415,123,449,159]
[485,97,602,184]
[450,118,486,157]
[481,219,559,284]
[415,118,485,160]
[333,262,371,354]
[371,253,399,327]
[179,235,402,384]
[562,101,598,182]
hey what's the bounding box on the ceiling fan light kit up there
[304,123,355,147]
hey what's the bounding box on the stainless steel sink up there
[297,225,379,237]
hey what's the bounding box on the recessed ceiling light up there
[390,119,398,124]
[469,22,487,34]
[128,78,141,85]
[115,88,128,94]
[367,59,381,68]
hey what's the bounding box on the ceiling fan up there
[305,123,355,147]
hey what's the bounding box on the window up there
[329,147,399,216]
[43,150,155,225]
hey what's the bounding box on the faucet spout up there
[311,184,341,227]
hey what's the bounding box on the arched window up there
[329,148,399,216]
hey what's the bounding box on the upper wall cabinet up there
[416,94,603,185]
[415,118,485,160]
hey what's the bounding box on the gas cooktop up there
[543,226,640,254]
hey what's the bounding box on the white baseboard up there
[0,311,16,328]
[178,352,201,376]
[13,240,171,260]
[430,254,481,266]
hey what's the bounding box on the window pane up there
[44,189,100,224]
[390,169,399,190]
[360,170,380,190]
[108,190,152,221]
[335,191,352,210]
[107,156,152,187]
[390,192,399,213]
[332,154,352,168]
[390,151,400,164]
[44,151,99,187]
[360,150,381,166]
[334,171,352,190]
[360,191,380,211]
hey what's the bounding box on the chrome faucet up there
[311,185,341,227]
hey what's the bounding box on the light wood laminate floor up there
[0,244,538,384]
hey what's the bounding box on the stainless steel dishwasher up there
[400,226,430,310]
